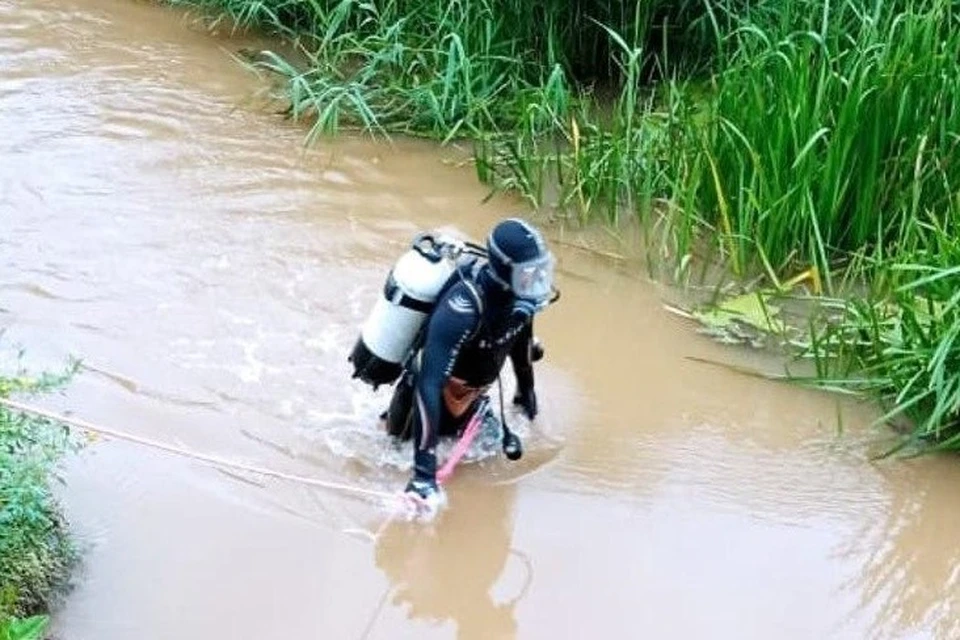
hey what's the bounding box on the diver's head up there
[485,218,555,316]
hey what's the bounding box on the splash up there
[320,403,517,475]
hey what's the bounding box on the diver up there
[380,218,556,512]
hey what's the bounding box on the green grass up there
[0,611,50,640]
[0,356,81,619]
[675,0,960,285]
[661,0,960,454]
[173,0,629,139]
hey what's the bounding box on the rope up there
[0,397,398,502]
[435,402,484,484]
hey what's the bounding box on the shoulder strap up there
[459,276,485,342]
[403,261,484,369]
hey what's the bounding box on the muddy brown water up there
[2,0,959,638]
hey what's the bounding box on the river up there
[1,0,959,638]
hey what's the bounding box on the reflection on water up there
[375,482,520,640]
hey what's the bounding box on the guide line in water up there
[0,396,400,502]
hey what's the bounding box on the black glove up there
[404,476,440,499]
[531,337,545,362]
[513,386,538,420]
[404,475,446,517]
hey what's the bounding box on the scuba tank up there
[348,232,486,390]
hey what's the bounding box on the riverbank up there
[163,0,960,455]
[0,359,80,637]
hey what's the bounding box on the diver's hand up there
[531,337,545,362]
[403,477,446,519]
[513,387,538,420]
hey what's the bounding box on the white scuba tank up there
[348,232,478,389]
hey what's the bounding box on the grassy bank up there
[1,358,80,636]
[168,0,960,454]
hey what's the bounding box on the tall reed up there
[675,0,960,288]
[172,0,700,139]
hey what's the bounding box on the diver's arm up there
[409,288,481,483]
[509,320,537,420]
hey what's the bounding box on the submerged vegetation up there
[168,0,960,454]
[0,357,80,627]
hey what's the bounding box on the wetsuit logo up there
[447,294,473,314]
[478,322,525,349]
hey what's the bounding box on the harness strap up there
[383,274,434,314]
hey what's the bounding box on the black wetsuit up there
[398,262,535,481]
